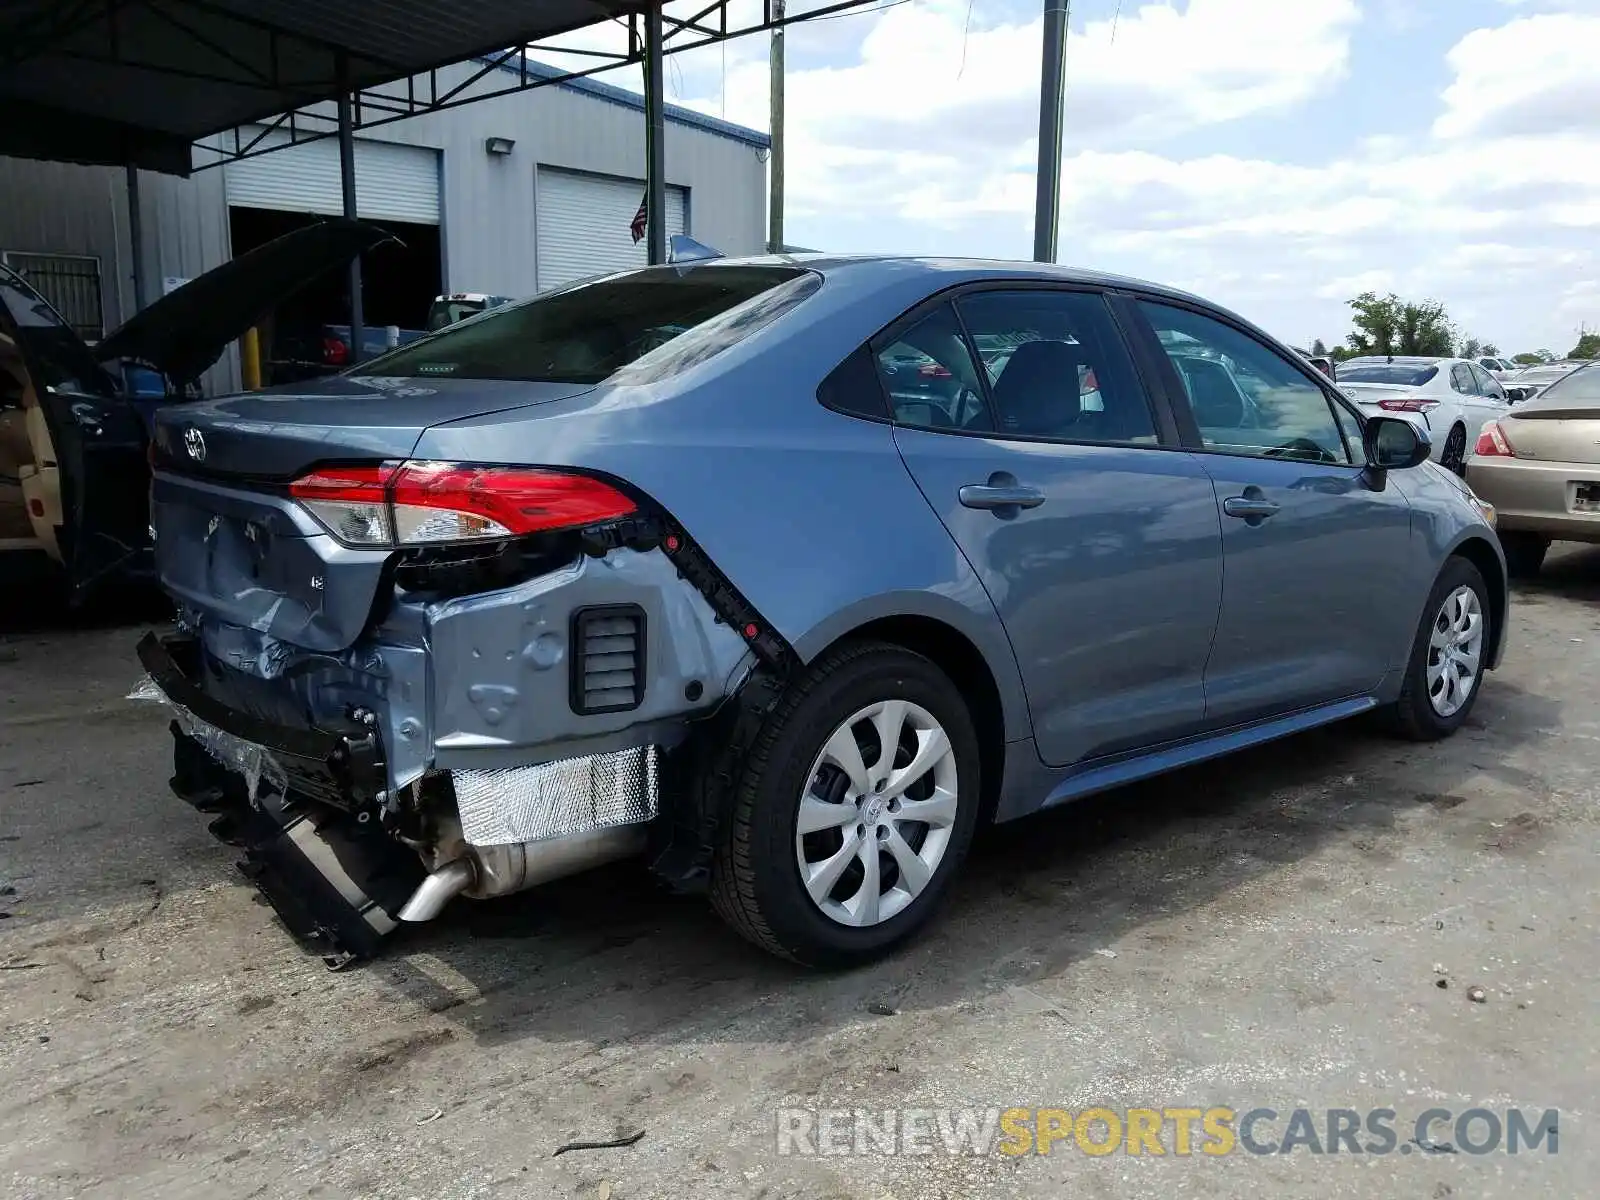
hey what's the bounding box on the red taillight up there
[1474,421,1514,457]
[322,336,349,366]
[1377,398,1439,413]
[288,461,636,548]
[918,363,952,378]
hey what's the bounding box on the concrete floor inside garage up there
[1,549,1597,1200]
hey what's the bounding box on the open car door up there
[0,267,150,599]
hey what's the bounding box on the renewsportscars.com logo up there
[776,1106,1560,1158]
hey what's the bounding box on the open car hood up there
[95,218,395,385]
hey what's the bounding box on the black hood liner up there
[96,218,396,385]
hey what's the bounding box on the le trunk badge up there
[183,426,206,462]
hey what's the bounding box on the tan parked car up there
[1466,360,1600,575]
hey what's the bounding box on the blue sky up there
[548,0,1600,356]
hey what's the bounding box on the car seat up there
[990,340,1091,437]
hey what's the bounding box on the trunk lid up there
[1338,382,1421,407]
[151,375,594,478]
[150,375,597,652]
[1502,409,1600,465]
[96,218,394,387]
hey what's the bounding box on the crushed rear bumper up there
[136,632,387,812]
[138,632,422,966]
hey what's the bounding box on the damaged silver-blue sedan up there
[137,254,1507,968]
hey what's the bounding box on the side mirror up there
[1364,415,1431,471]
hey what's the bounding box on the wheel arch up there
[1448,533,1508,669]
[808,609,1016,829]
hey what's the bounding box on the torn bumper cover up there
[134,632,421,964]
[134,631,668,962]
[135,632,387,811]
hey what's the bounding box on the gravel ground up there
[2,547,1597,1200]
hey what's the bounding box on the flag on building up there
[629,193,648,243]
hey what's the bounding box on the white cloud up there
[542,1,1600,351]
[1434,14,1600,138]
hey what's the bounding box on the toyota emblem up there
[183,426,206,462]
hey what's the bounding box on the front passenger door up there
[1135,301,1415,726]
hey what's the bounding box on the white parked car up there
[1506,360,1584,403]
[1476,356,1514,379]
[1335,357,1510,475]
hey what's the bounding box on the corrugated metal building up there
[0,56,769,391]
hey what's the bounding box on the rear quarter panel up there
[411,263,1035,741]
[1393,462,1509,669]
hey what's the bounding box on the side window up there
[1450,363,1476,395]
[1331,398,1364,462]
[955,290,1157,444]
[872,304,992,432]
[1471,364,1504,399]
[1139,301,1352,465]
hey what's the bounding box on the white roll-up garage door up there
[224,126,440,225]
[536,167,686,292]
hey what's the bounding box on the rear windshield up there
[1338,363,1439,386]
[1517,363,1600,412]
[367,266,817,384]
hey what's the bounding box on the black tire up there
[1499,531,1549,579]
[1380,557,1492,741]
[1440,424,1468,476]
[709,641,982,968]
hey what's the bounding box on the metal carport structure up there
[1,1,1072,361]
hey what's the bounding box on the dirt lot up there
[2,549,1597,1200]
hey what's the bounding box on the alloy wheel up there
[1426,584,1484,717]
[794,699,959,928]
[1441,425,1468,476]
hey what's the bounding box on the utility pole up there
[768,0,786,254]
[1032,0,1069,263]
[336,51,365,362]
[125,164,146,312]
[644,2,667,265]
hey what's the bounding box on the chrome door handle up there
[959,484,1045,511]
[1223,497,1280,520]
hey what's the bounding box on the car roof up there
[700,252,1217,306]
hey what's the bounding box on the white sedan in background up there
[1336,356,1510,474]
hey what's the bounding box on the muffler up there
[398,823,648,922]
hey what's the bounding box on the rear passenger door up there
[885,287,1224,767]
[1132,300,1414,725]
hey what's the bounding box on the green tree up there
[1570,330,1600,360]
[1311,337,1328,357]
[1512,351,1543,366]
[1460,336,1484,359]
[1483,343,1500,357]
[1346,292,1456,358]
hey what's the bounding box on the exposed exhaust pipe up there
[398,823,648,923]
[397,857,474,922]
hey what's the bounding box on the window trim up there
[856,280,1181,451]
[1125,292,1363,468]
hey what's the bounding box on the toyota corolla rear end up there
[136,264,820,965]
